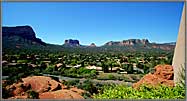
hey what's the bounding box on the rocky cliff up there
[2,26,46,46]
[151,43,175,51]
[104,39,174,51]
[105,39,149,46]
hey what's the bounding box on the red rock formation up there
[154,65,173,80]
[22,76,60,93]
[9,95,28,99]
[6,82,31,96]
[39,90,84,99]
[69,87,85,95]
[105,39,150,46]
[5,76,85,99]
[152,44,175,51]
[132,65,174,89]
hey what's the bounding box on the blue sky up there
[2,2,184,46]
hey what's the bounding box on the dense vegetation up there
[93,84,185,99]
[2,50,173,83]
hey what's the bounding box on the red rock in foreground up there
[132,65,174,89]
[22,76,60,93]
[4,76,85,99]
[39,90,84,99]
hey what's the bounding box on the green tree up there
[127,64,133,74]
[101,62,109,73]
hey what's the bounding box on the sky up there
[2,2,184,46]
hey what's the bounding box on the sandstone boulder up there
[133,65,174,89]
[4,76,85,99]
[70,87,85,95]
[22,76,60,93]
[9,95,28,99]
[154,65,173,80]
[39,90,84,99]
[7,82,30,96]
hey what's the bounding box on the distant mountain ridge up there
[104,39,149,46]
[162,42,176,45]
[103,39,175,51]
[2,25,175,52]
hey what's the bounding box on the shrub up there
[78,79,98,95]
[63,79,80,87]
[93,84,185,99]
[108,74,116,80]
[17,60,29,63]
